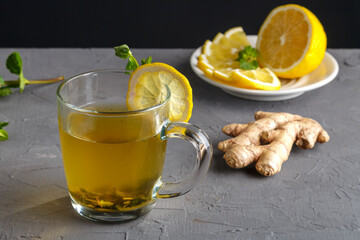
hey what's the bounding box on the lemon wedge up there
[127,63,193,122]
[231,68,281,90]
[224,27,251,46]
[257,4,327,79]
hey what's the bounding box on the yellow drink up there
[59,103,167,212]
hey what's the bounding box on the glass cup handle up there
[157,121,213,198]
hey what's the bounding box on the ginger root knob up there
[218,111,330,176]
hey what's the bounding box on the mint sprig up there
[1,52,64,96]
[114,44,152,73]
[0,52,65,141]
[236,46,259,70]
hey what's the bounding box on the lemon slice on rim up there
[231,68,281,90]
[257,4,327,79]
[127,63,193,122]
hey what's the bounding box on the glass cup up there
[56,70,212,222]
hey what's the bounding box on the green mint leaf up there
[0,87,13,97]
[0,129,8,141]
[6,52,22,75]
[0,121,9,129]
[114,44,151,73]
[114,44,140,73]
[250,60,259,68]
[236,46,259,70]
[125,56,139,73]
[0,75,4,86]
[0,122,9,141]
[239,59,259,70]
[114,44,131,59]
[5,52,29,92]
[244,46,258,58]
[141,56,152,65]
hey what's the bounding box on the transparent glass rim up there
[56,69,171,115]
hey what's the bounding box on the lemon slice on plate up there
[197,27,250,82]
[196,27,281,91]
[224,27,251,46]
[231,68,281,90]
[257,4,327,79]
[127,63,193,122]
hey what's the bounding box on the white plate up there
[190,35,339,101]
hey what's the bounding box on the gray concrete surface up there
[0,48,359,239]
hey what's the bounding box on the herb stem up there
[27,76,65,84]
[4,76,64,86]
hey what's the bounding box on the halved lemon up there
[127,63,193,122]
[257,4,327,79]
[231,68,281,90]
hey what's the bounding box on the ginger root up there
[218,111,330,176]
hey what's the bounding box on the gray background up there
[0,48,359,239]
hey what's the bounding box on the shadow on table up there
[2,195,149,225]
[2,196,81,223]
[0,195,147,238]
